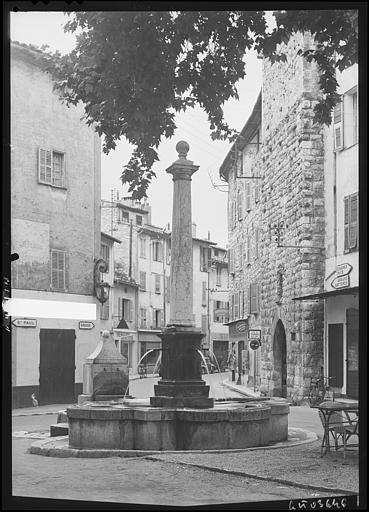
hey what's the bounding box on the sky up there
[10,11,263,247]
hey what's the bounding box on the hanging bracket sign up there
[249,340,261,350]
[331,275,350,289]
[248,329,261,341]
[236,320,248,333]
[336,263,353,277]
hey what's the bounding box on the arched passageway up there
[272,319,287,398]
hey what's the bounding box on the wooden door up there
[39,329,76,405]
[346,308,359,398]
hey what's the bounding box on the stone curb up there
[145,457,358,497]
[28,427,317,457]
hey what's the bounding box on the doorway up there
[273,319,287,398]
[39,329,76,405]
[346,308,359,398]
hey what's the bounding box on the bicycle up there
[307,375,336,408]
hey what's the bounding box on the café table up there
[317,400,359,457]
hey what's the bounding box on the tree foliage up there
[39,9,358,198]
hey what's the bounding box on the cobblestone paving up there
[149,440,359,494]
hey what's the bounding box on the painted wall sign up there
[236,320,247,332]
[336,263,353,277]
[11,318,37,328]
[79,321,95,330]
[248,329,261,340]
[249,340,261,350]
[331,275,350,289]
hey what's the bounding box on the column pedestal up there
[150,326,214,409]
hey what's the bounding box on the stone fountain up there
[66,141,289,452]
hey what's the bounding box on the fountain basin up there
[67,399,289,451]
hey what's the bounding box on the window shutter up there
[238,190,243,220]
[245,182,251,211]
[333,99,344,150]
[140,271,146,290]
[239,291,244,319]
[118,298,123,320]
[349,194,358,249]
[244,235,250,264]
[344,196,350,252]
[155,273,161,293]
[250,283,259,314]
[254,177,260,203]
[166,276,170,302]
[128,300,133,322]
[255,228,259,259]
[39,148,52,183]
[234,293,239,319]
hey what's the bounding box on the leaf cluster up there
[38,10,358,198]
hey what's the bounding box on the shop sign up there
[336,263,353,277]
[79,321,95,330]
[249,340,261,350]
[331,275,350,289]
[11,318,37,328]
[248,329,261,340]
[236,320,247,332]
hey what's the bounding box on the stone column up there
[150,142,213,409]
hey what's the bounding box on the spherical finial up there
[176,140,190,159]
[101,330,110,338]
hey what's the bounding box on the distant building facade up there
[101,197,229,372]
[11,42,102,407]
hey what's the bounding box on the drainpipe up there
[129,219,133,278]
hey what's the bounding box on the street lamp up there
[94,258,111,304]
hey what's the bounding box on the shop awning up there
[293,286,359,301]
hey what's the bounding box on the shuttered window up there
[244,181,252,212]
[243,288,250,317]
[234,292,239,320]
[237,189,243,220]
[333,99,344,150]
[152,241,163,262]
[38,149,65,187]
[140,308,147,328]
[139,271,146,290]
[153,273,161,294]
[254,228,259,259]
[50,250,67,291]
[100,243,110,269]
[140,237,146,258]
[250,283,260,314]
[344,193,358,252]
[244,235,251,264]
[229,248,234,274]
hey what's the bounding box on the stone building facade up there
[220,32,326,400]
[11,42,102,407]
[101,197,229,373]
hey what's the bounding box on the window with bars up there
[344,193,358,252]
[38,149,65,187]
[50,249,67,291]
[139,271,146,290]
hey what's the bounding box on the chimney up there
[208,230,211,240]
[192,223,197,238]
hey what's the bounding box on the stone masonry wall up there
[259,32,325,399]
[227,32,325,401]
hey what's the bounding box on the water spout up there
[137,349,155,368]
[197,349,209,374]
[153,352,162,375]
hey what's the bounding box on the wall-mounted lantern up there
[94,259,110,304]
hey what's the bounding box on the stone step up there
[50,423,69,437]
[57,410,67,423]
